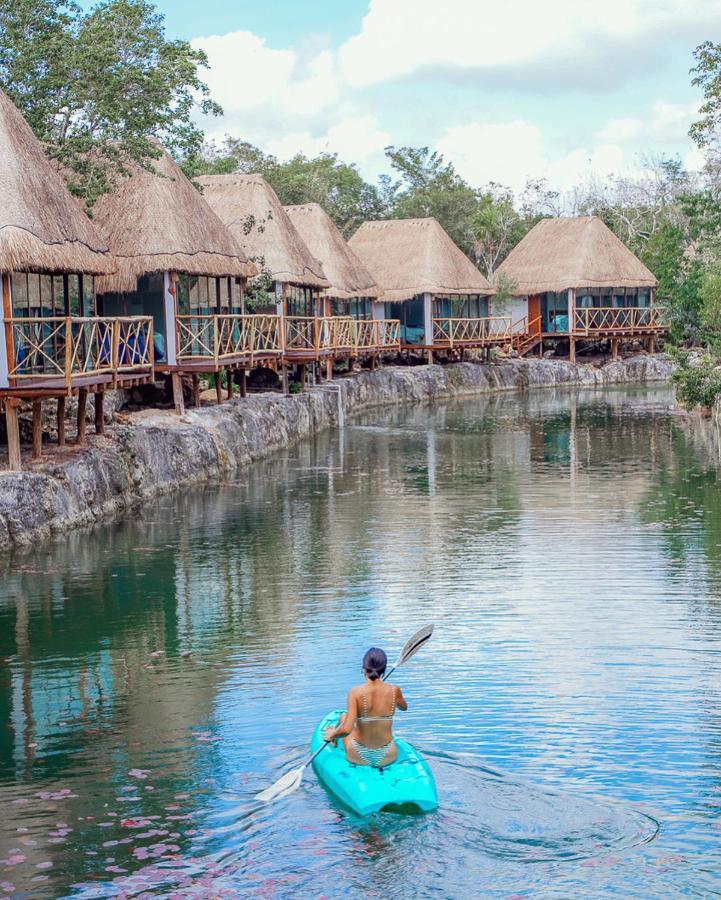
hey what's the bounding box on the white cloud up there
[267,115,391,165]
[596,100,698,143]
[191,31,338,120]
[339,0,721,88]
[437,119,632,194]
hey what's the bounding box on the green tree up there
[384,146,480,255]
[0,0,220,208]
[690,40,721,158]
[470,184,528,278]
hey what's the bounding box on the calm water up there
[2,385,721,898]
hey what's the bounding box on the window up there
[231,278,243,312]
[68,275,81,316]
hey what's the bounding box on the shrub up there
[669,347,721,409]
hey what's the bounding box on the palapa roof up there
[93,146,256,294]
[284,203,379,300]
[197,174,330,289]
[495,216,657,295]
[348,217,493,302]
[0,87,114,275]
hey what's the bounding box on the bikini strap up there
[391,684,397,715]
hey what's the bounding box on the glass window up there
[53,276,66,315]
[638,289,650,307]
[208,277,218,310]
[176,274,190,314]
[11,273,28,316]
[68,275,81,316]
[27,273,41,315]
[188,275,199,312]
[231,278,242,312]
[83,274,96,316]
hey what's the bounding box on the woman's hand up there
[324,727,338,746]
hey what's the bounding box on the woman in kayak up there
[324,647,408,768]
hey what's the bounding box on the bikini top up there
[357,685,397,723]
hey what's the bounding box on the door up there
[528,294,542,335]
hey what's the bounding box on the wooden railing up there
[573,306,668,335]
[176,314,282,362]
[511,315,542,352]
[284,316,356,355]
[6,316,153,388]
[432,316,512,347]
[352,319,401,352]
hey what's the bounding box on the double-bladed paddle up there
[255,623,434,803]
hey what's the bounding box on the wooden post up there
[214,372,223,405]
[32,400,42,459]
[239,369,247,398]
[648,335,656,354]
[569,336,576,364]
[370,354,376,371]
[171,373,185,415]
[191,374,200,408]
[57,397,66,446]
[6,400,21,471]
[2,274,14,389]
[325,358,333,381]
[281,364,289,395]
[611,338,618,361]
[299,363,306,392]
[426,349,434,365]
[227,370,233,400]
[94,391,105,435]
[77,388,88,445]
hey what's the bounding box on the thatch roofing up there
[284,203,379,300]
[495,216,657,295]
[0,88,114,275]
[93,146,256,294]
[348,217,493,302]
[197,174,330,289]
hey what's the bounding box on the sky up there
[120,0,721,195]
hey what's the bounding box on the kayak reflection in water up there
[324,647,408,768]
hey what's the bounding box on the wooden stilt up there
[171,373,185,415]
[6,401,21,472]
[192,374,200,408]
[611,338,618,361]
[370,354,376,371]
[648,335,656,354]
[239,369,247,398]
[426,349,434,365]
[77,388,88,445]
[32,401,42,460]
[57,397,66,446]
[94,391,105,435]
[281,365,289,395]
[215,372,223,405]
[227,370,233,400]
[569,336,576,363]
[325,358,333,381]
[299,364,306,392]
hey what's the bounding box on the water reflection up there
[1,386,721,896]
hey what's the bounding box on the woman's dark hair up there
[362,647,387,680]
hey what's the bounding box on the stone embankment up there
[0,355,674,552]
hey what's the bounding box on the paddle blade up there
[395,623,434,669]
[255,764,306,803]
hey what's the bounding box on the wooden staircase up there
[511,315,542,357]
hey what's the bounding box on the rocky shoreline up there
[0,355,674,553]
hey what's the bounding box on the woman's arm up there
[396,686,408,711]
[324,690,357,745]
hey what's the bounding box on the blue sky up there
[111,0,721,196]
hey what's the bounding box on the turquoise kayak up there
[311,709,438,816]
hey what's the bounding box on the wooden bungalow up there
[93,148,270,413]
[0,88,153,471]
[284,203,400,363]
[495,216,663,361]
[348,217,497,362]
[197,175,347,376]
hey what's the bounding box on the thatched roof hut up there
[348,217,493,302]
[495,216,657,295]
[284,203,379,300]
[93,147,256,294]
[197,174,329,288]
[0,88,113,275]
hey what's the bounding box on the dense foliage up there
[0,0,219,208]
[670,348,721,409]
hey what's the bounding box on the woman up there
[324,647,408,768]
